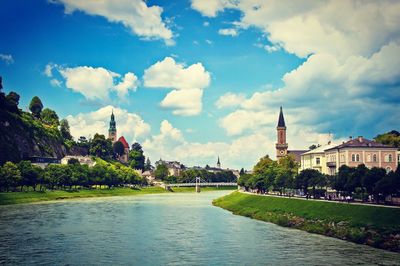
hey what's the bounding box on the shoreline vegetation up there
[213,191,400,253]
[0,186,236,206]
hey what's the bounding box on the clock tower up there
[276,106,288,160]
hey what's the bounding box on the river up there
[0,191,399,265]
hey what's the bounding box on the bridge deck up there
[166,182,237,187]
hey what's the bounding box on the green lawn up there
[0,186,237,205]
[214,192,400,229]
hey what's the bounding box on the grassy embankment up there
[213,191,400,252]
[0,186,236,205]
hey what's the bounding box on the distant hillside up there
[0,109,68,164]
[0,78,87,164]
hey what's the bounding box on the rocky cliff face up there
[0,109,86,165]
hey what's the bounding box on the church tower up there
[217,156,221,169]
[275,106,288,160]
[108,110,117,142]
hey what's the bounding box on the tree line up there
[239,155,400,202]
[154,164,237,183]
[0,159,147,192]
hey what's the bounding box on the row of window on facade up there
[327,153,393,163]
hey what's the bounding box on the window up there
[385,154,393,163]
[356,154,360,162]
[316,157,320,165]
[372,154,377,162]
[352,154,355,162]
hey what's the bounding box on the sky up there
[1,0,399,170]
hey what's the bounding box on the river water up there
[0,191,399,265]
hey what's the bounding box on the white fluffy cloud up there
[47,64,138,101]
[218,28,238,36]
[52,0,174,45]
[66,105,151,144]
[161,89,203,116]
[143,57,211,116]
[0,54,14,64]
[202,0,400,140]
[215,92,246,109]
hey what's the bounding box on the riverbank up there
[213,191,400,252]
[0,186,236,205]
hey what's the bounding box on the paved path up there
[239,191,400,209]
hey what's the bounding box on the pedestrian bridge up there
[165,182,237,187]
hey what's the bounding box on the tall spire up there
[108,110,117,142]
[277,106,286,128]
[217,156,221,168]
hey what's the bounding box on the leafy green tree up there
[89,133,112,159]
[5,91,20,113]
[129,142,145,170]
[29,96,43,117]
[41,108,59,126]
[374,130,400,148]
[309,144,318,150]
[239,168,245,176]
[0,162,22,191]
[295,169,322,195]
[144,158,152,171]
[90,164,107,188]
[363,167,386,196]
[154,163,169,180]
[60,119,73,140]
[113,141,125,157]
[238,173,252,190]
[17,160,41,191]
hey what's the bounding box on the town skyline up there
[1,0,399,169]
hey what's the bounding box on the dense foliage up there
[374,130,400,148]
[240,154,400,202]
[128,142,145,170]
[0,159,146,192]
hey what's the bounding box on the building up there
[324,136,398,175]
[155,159,184,176]
[275,107,308,162]
[108,110,117,142]
[217,156,221,169]
[300,142,337,174]
[117,136,129,163]
[61,155,96,167]
[108,111,130,163]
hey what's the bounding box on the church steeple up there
[277,106,286,127]
[217,156,221,169]
[108,110,117,142]
[276,106,288,160]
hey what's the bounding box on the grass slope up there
[0,186,236,205]
[214,192,400,252]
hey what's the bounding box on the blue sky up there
[1,0,399,169]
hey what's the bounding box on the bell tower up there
[276,106,288,160]
[108,110,117,142]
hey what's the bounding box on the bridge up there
[161,177,237,193]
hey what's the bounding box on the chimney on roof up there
[358,136,363,142]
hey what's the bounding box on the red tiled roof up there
[118,136,129,149]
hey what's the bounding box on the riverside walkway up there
[240,191,400,209]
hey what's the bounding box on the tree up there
[60,119,73,140]
[89,134,112,159]
[5,91,20,113]
[363,167,386,196]
[113,141,125,157]
[41,108,59,126]
[374,130,400,148]
[238,173,252,190]
[67,158,80,165]
[295,169,323,195]
[129,142,145,170]
[144,158,152,171]
[29,96,43,117]
[239,168,245,176]
[17,160,41,191]
[154,163,169,180]
[0,162,21,191]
